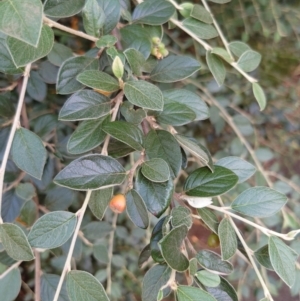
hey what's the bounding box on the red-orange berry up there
[109,194,126,214]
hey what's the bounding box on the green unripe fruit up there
[207,233,220,248]
[179,2,194,18]
[152,37,161,45]
[160,48,169,57]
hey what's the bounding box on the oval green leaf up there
[269,236,298,287]
[28,211,77,249]
[150,55,201,83]
[11,128,47,180]
[0,268,22,301]
[237,50,262,72]
[231,187,287,218]
[126,189,149,229]
[136,169,173,217]
[195,270,221,287]
[124,80,163,111]
[59,90,111,121]
[132,0,175,25]
[205,277,238,301]
[160,225,189,272]
[218,218,237,261]
[67,270,109,301]
[182,18,218,39]
[44,0,86,18]
[54,154,126,191]
[102,121,144,151]
[141,158,170,183]
[184,166,238,197]
[7,25,54,67]
[206,51,226,87]
[196,250,233,275]
[67,117,107,154]
[252,82,267,111]
[0,223,34,261]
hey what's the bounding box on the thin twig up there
[106,212,118,295]
[43,16,98,42]
[0,261,22,279]
[217,197,274,301]
[0,64,32,223]
[53,190,92,301]
[34,250,41,301]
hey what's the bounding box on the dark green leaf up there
[11,128,47,180]
[150,55,201,83]
[126,189,149,229]
[0,223,34,261]
[196,250,233,275]
[132,0,175,25]
[45,185,77,211]
[136,169,173,217]
[54,154,126,191]
[182,18,218,39]
[176,285,217,301]
[107,139,135,158]
[82,0,105,38]
[67,270,109,301]
[205,277,238,301]
[44,0,86,18]
[1,190,24,223]
[124,80,163,111]
[7,25,54,67]
[28,211,77,249]
[142,264,171,301]
[162,89,209,121]
[33,114,57,139]
[195,270,220,287]
[206,51,226,87]
[77,70,120,93]
[231,187,287,218]
[0,0,43,46]
[171,206,192,229]
[254,245,273,270]
[0,34,23,74]
[47,42,73,67]
[38,61,59,84]
[89,187,113,220]
[124,48,146,76]
[189,258,198,276]
[209,0,231,3]
[120,24,152,59]
[237,50,262,72]
[0,268,22,301]
[211,47,233,63]
[41,274,69,301]
[97,0,121,35]
[138,244,151,268]
[252,83,267,111]
[269,236,298,287]
[141,158,170,183]
[19,200,36,227]
[160,225,189,272]
[191,4,213,24]
[218,218,237,260]
[57,56,99,94]
[102,121,144,151]
[144,130,181,178]
[197,208,219,234]
[67,117,107,154]
[184,166,238,197]
[27,71,47,101]
[150,217,167,263]
[215,156,256,183]
[59,90,110,121]
[175,135,213,171]
[96,35,118,48]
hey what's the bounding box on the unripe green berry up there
[152,37,161,45]
[179,2,194,18]
[160,48,169,57]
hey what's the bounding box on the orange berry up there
[109,194,126,214]
[207,233,220,248]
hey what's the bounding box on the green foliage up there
[0,0,299,301]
